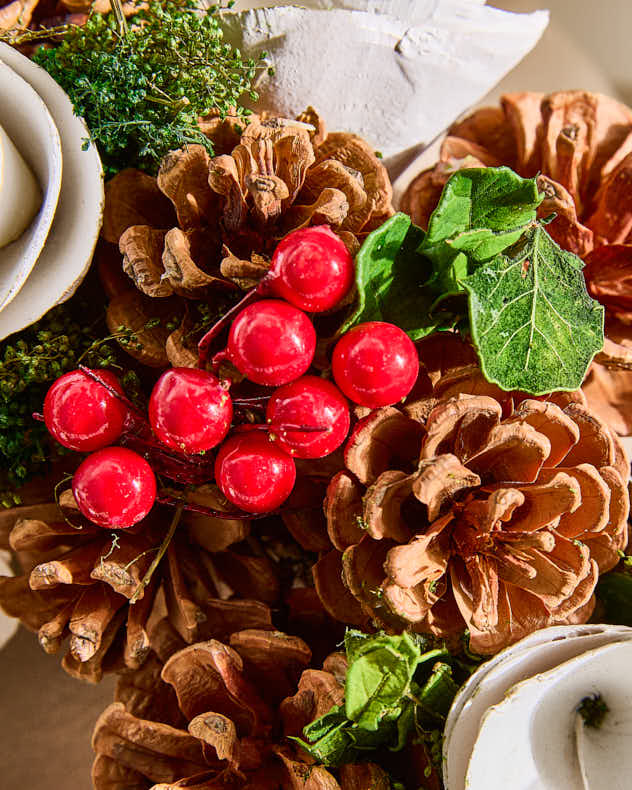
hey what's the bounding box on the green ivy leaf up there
[464,223,604,394]
[420,167,543,297]
[340,213,442,340]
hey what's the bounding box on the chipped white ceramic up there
[0,123,42,248]
[0,43,103,340]
[444,625,632,790]
[222,1,548,165]
[0,59,62,312]
[464,640,632,790]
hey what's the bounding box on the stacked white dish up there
[0,42,103,342]
[444,624,632,790]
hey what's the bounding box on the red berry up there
[149,368,232,454]
[43,369,128,452]
[332,321,418,407]
[266,376,350,458]
[72,447,156,528]
[226,299,316,386]
[214,432,296,513]
[266,225,354,312]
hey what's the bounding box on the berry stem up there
[77,365,147,423]
[129,504,183,605]
[155,492,273,520]
[197,287,261,368]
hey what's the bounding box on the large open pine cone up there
[92,625,434,790]
[0,488,298,682]
[99,109,392,369]
[316,335,630,655]
[92,621,438,790]
[401,90,632,435]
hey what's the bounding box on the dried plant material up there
[106,289,179,368]
[321,365,629,654]
[103,169,176,245]
[165,320,198,369]
[120,226,173,298]
[219,246,270,290]
[157,146,218,231]
[92,630,348,789]
[0,496,281,680]
[402,89,632,433]
[162,228,233,298]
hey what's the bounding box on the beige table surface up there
[1,2,628,787]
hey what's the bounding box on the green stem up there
[110,0,128,37]
[129,505,182,604]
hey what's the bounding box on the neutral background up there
[0,1,628,787]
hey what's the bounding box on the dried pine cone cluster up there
[92,625,433,790]
[316,335,630,655]
[99,109,392,369]
[401,90,632,434]
[0,486,328,681]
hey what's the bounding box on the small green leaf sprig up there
[343,167,604,395]
[293,630,468,776]
[25,2,265,176]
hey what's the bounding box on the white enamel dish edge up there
[0,43,104,341]
[0,59,62,312]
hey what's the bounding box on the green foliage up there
[292,630,461,769]
[30,2,263,176]
[343,167,605,395]
[464,223,604,394]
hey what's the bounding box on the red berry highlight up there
[332,321,419,407]
[43,368,128,452]
[266,376,350,458]
[72,447,157,528]
[214,432,296,513]
[149,368,232,454]
[266,225,354,312]
[226,299,316,386]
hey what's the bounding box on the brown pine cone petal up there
[161,641,272,733]
[344,407,423,486]
[92,753,149,790]
[439,135,502,167]
[162,228,231,298]
[106,289,179,367]
[311,550,371,630]
[449,106,518,166]
[274,133,316,207]
[274,746,341,790]
[421,395,501,460]
[584,244,632,317]
[536,175,594,256]
[324,472,365,551]
[508,472,581,532]
[158,147,218,231]
[281,188,349,234]
[298,160,366,232]
[120,226,173,298]
[103,170,177,245]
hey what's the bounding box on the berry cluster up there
[41,226,420,529]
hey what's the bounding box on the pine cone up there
[99,110,393,368]
[92,626,401,790]
[317,335,630,655]
[401,90,632,435]
[0,488,283,682]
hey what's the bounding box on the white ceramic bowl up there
[0,44,104,341]
[0,58,62,312]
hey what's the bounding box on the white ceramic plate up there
[0,44,104,341]
[465,640,632,790]
[0,59,62,312]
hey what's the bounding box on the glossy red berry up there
[332,321,419,408]
[266,376,350,458]
[266,225,354,312]
[226,299,316,386]
[72,447,156,528]
[214,432,296,513]
[43,369,128,452]
[149,367,232,454]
